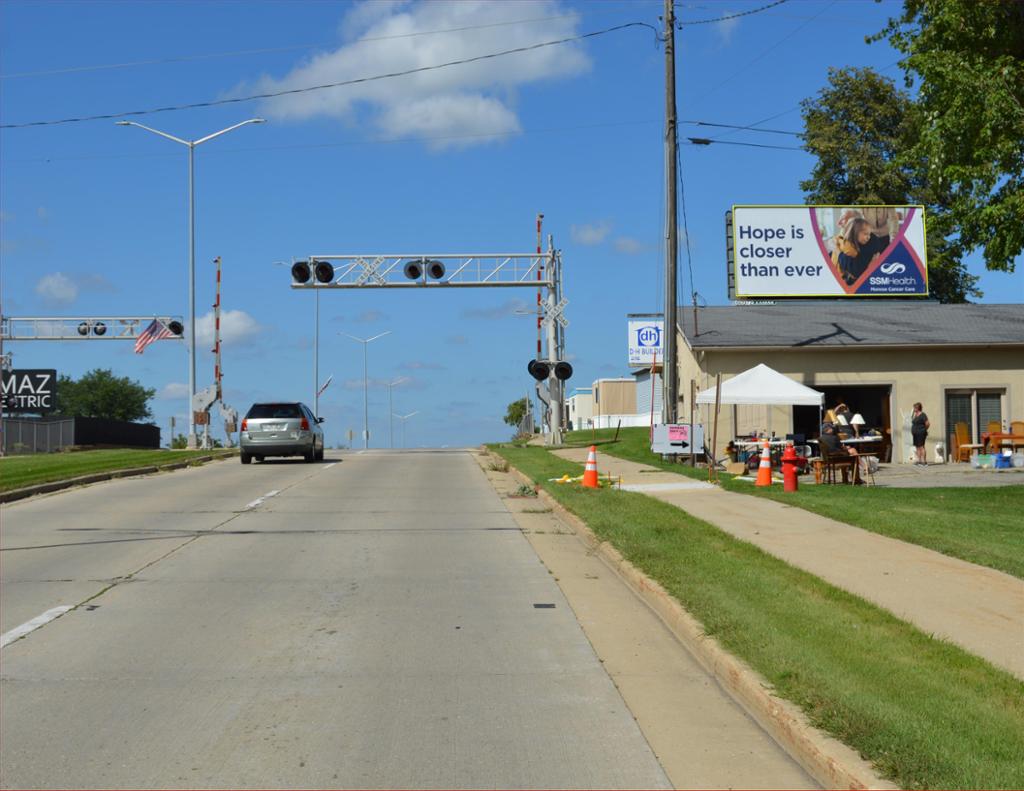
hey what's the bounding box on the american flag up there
[134,320,173,354]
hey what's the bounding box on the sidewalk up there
[553,448,1024,680]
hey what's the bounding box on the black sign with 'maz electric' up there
[2,369,58,413]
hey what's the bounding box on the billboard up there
[627,318,664,367]
[730,205,928,297]
[2,369,57,413]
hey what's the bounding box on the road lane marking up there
[2,606,74,648]
[324,463,336,470]
[243,489,280,510]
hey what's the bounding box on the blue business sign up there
[628,320,663,366]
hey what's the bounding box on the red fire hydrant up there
[781,442,799,492]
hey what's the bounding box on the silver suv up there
[240,402,324,464]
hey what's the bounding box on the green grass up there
[567,427,1024,579]
[490,443,1024,789]
[724,481,1024,579]
[0,448,235,492]
[562,426,721,482]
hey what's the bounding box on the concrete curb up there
[0,452,236,504]
[497,455,895,791]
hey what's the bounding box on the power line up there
[0,22,657,129]
[689,1,836,105]
[0,13,587,80]
[686,137,803,151]
[4,117,808,164]
[683,119,801,136]
[677,0,788,26]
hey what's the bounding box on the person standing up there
[911,402,930,467]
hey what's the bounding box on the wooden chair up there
[819,442,856,484]
[1012,421,1024,451]
[954,421,983,462]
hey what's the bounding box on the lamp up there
[851,413,865,437]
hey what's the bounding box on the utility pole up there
[663,0,679,425]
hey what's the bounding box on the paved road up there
[1,451,673,789]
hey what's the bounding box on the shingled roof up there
[679,302,1024,349]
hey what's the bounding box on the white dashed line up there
[244,489,280,510]
[2,606,74,649]
[324,463,336,470]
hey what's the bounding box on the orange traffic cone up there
[582,445,600,488]
[755,439,773,487]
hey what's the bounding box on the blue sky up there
[2,0,1021,449]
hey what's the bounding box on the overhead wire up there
[0,12,589,80]
[676,0,789,26]
[1,21,659,129]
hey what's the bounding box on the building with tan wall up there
[674,302,1024,464]
[591,378,636,417]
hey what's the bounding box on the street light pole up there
[341,331,391,449]
[117,118,265,448]
[387,377,407,449]
[394,411,419,449]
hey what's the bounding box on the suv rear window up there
[246,403,302,419]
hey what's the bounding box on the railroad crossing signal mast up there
[288,239,570,445]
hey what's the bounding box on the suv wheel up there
[240,452,252,464]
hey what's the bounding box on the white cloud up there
[571,221,611,245]
[714,15,740,45]
[158,382,190,400]
[195,309,264,346]
[613,236,644,254]
[241,0,588,149]
[35,272,78,305]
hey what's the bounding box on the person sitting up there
[820,423,865,484]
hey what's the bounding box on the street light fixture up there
[118,117,265,447]
[340,331,391,449]
[386,376,408,449]
[393,411,419,449]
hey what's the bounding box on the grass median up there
[565,427,1024,579]
[0,448,235,493]
[491,443,1024,790]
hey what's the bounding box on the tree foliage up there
[503,397,529,428]
[873,0,1024,273]
[800,66,980,302]
[56,368,155,423]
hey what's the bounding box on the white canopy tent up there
[696,365,824,467]
[696,363,824,407]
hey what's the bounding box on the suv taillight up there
[241,419,247,432]
[300,417,309,431]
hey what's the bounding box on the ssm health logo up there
[636,325,661,347]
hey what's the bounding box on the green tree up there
[873,0,1024,273]
[800,66,980,302]
[56,368,155,422]
[503,397,529,428]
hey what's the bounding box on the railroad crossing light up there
[291,260,312,284]
[77,321,106,336]
[528,359,550,381]
[554,361,573,381]
[313,260,334,284]
[425,259,445,279]
[167,320,184,336]
[404,259,444,280]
